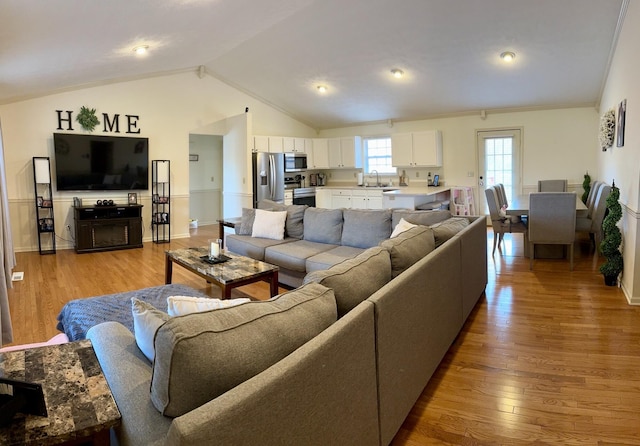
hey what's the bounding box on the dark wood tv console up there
[74,204,143,253]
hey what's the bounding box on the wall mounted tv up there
[53,133,149,191]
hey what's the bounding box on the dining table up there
[506,193,588,217]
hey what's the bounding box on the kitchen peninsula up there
[316,185,451,210]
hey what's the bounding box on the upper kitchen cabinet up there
[253,136,284,153]
[283,137,307,153]
[328,136,362,169]
[310,138,330,169]
[392,130,442,167]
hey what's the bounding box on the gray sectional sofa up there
[87,202,488,445]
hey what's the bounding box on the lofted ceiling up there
[0,0,626,130]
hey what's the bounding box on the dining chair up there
[528,192,577,270]
[576,184,611,252]
[484,186,528,255]
[494,183,522,223]
[538,179,568,192]
[585,181,602,211]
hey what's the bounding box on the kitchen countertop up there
[316,185,450,195]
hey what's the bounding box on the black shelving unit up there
[32,156,56,254]
[151,160,170,243]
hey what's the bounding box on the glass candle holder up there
[209,238,222,259]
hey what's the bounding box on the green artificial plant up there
[76,106,100,132]
[581,172,591,204]
[599,181,623,285]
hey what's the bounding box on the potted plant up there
[581,172,591,204]
[599,181,623,286]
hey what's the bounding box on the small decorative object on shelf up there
[128,192,138,204]
[599,180,623,286]
[151,160,171,243]
[598,108,615,151]
[32,157,56,255]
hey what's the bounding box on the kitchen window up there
[364,137,396,174]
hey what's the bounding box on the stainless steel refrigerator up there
[252,152,285,207]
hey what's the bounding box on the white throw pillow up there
[131,298,170,362]
[251,209,287,240]
[390,218,418,238]
[167,295,251,316]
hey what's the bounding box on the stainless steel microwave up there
[284,153,307,172]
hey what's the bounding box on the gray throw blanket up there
[56,284,209,341]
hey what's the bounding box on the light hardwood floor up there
[6,225,640,444]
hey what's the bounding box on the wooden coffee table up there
[165,247,279,298]
[0,339,121,445]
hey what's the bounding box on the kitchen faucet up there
[370,170,380,187]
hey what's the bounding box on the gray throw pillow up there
[391,209,451,228]
[303,208,343,244]
[430,217,470,247]
[238,208,256,235]
[256,200,307,239]
[304,246,391,318]
[380,226,436,278]
[150,283,337,417]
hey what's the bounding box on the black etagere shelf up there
[32,156,56,254]
[151,160,170,243]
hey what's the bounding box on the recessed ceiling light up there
[391,68,404,78]
[133,45,149,55]
[317,85,328,93]
[500,51,516,62]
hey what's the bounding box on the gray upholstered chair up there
[576,184,611,252]
[494,183,522,223]
[528,192,577,270]
[585,181,602,212]
[538,179,568,192]
[484,186,527,255]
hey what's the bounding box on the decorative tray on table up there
[199,254,231,264]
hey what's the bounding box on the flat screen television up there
[53,133,149,191]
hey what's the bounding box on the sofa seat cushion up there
[305,245,366,274]
[225,234,296,261]
[303,208,343,244]
[341,209,392,248]
[304,246,391,318]
[430,217,470,247]
[380,226,436,278]
[391,209,451,228]
[265,240,338,273]
[150,282,337,417]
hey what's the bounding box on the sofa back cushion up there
[150,283,337,417]
[341,209,392,248]
[304,246,391,318]
[430,217,470,247]
[380,226,436,278]
[258,200,307,239]
[391,209,451,228]
[303,208,343,244]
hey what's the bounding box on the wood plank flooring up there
[6,225,640,444]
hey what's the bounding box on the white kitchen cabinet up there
[268,136,284,153]
[328,137,362,168]
[331,189,352,209]
[352,189,383,209]
[391,130,442,167]
[315,188,332,208]
[283,137,307,153]
[253,135,269,152]
[310,138,330,169]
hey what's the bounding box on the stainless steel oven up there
[293,187,316,207]
[284,153,307,172]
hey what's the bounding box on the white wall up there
[599,0,640,304]
[0,71,315,251]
